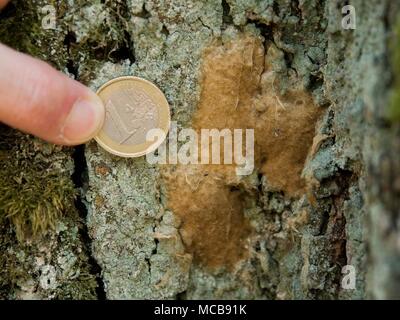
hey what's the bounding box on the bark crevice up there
[72,145,106,300]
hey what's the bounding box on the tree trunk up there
[0,0,399,299]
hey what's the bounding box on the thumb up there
[0,0,9,9]
[0,44,105,145]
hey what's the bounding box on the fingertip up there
[0,0,10,10]
[60,90,105,146]
[0,44,106,146]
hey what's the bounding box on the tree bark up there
[0,0,399,299]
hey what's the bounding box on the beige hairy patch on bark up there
[163,34,322,270]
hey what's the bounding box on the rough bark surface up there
[0,0,399,299]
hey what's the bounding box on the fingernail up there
[62,92,105,145]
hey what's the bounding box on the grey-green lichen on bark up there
[0,0,399,300]
[84,0,356,300]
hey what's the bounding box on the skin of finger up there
[0,44,91,145]
[0,0,10,9]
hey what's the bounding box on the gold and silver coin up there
[94,76,170,157]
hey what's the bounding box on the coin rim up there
[94,76,170,158]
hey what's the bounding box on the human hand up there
[0,0,105,145]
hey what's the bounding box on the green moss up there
[388,17,400,122]
[388,90,400,121]
[0,126,76,241]
[0,126,98,298]
[0,223,26,298]
[0,0,69,69]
